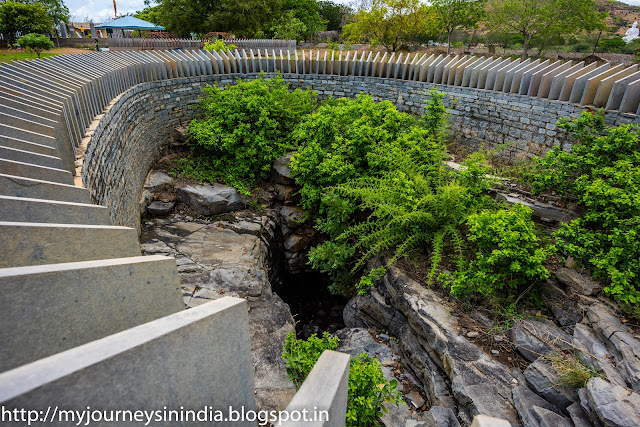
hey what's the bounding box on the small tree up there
[0,1,51,45]
[431,0,485,54]
[483,0,606,58]
[16,33,54,58]
[342,0,430,52]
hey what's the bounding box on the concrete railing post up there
[282,350,351,427]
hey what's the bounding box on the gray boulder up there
[345,264,520,424]
[421,406,461,427]
[147,201,175,216]
[572,323,627,387]
[581,377,640,427]
[141,212,296,412]
[513,385,565,426]
[278,206,307,229]
[531,406,574,427]
[272,153,295,185]
[176,183,245,215]
[587,304,640,391]
[556,268,603,296]
[524,358,578,413]
[144,170,174,191]
[566,402,594,427]
[510,319,573,362]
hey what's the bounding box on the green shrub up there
[16,33,53,58]
[181,74,317,195]
[282,331,339,389]
[282,332,402,427]
[448,203,555,301]
[597,37,627,52]
[293,91,465,294]
[530,111,640,307]
[290,94,419,211]
[203,39,237,53]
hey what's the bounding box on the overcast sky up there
[67,0,640,23]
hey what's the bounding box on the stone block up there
[0,195,110,225]
[0,158,73,185]
[0,255,183,372]
[0,173,91,204]
[282,350,350,427]
[0,222,141,268]
[0,297,256,427]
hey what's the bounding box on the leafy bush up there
[292,91,467,294]
[448,203,555,301]
[597,37,627,52]
[181,74,317,194]
[290,90,551,301]
[203,39,237,53]
[530,111,640,307]
[282,332,402,427]
[16,33,53,58]
[282,331,339,389]
[290,94,419,211]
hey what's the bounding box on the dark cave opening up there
[277,271,350,339]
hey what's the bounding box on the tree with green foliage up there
[448,203,555,302]
[281,0,326,41]
[290,91,494,295]
[0,1,51,44]
[16,32,53,57]
[529,111,640,311]
[270,10,308,41]
[153,0,282,37]
[134,5,165,26]
[282,331,403,427]
[431,0,485,54]
[318,1,351,32]
[483,0,606,58]
[342,0,430,52]
[181,74,317,195]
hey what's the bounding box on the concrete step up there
[0,195,110,225]
[0,123,56,147]
[0,297,255,422]
[0,134,57,157]
[0,222,140,267]
[0,146,63,169]
[0,255,184,372]
[0,158,73,185]
[0,173,91,204]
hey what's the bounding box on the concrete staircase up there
[0,50,353,425]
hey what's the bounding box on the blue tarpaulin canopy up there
[95,16,164,30]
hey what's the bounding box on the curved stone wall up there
[83,73,640,230]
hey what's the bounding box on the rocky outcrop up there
[344,264,521,425]
[141,211,295,412]
[586,304,640,392]
[510,318,573,362]
[580,378,640,427]
[524,359,578,413]
[176,182,246,215]
[556,268,603,297]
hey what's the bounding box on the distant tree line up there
[134,0,353,41]
[133,0,629,58]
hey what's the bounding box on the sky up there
[67,0,640,23]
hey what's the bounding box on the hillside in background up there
[601,0,640,34]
